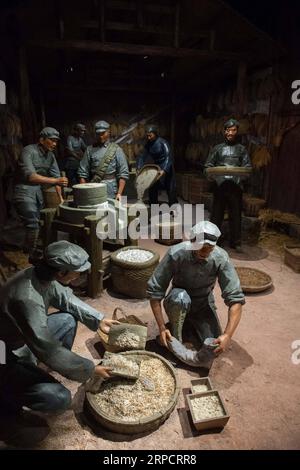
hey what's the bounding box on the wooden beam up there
[82,20,211,39]
[106,0,173,15]
[236,61,247,115]
[28,39,243,60]
[98,0,105,43]
[136,0,143,29]
[174,1,180,48]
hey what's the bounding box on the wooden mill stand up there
[40,208,137,298]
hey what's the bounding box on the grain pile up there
[95,358,175,421]
[113,329,140,349]
[102,354,140,379]
[236,268,271,287]
[193,384,210,393]
[116,249,153,263]
[191,395,225,421]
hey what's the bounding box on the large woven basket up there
[97,307,147,353]
[284,244,300,273]
[85,350,180,435]
[110,247,160,298]
[235,267,273,293]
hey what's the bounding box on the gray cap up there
[75,123,86,131]
[224,118,240,129]
[146,125,159,135]
[40,127,60,140]
[45,241,91,272]
[190,221,221,246]
[95,120,110,134]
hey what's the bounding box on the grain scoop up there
[135,164,161,202]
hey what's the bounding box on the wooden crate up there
[284,244,300,273]
[187,390,230,431]
[190,377,213,394]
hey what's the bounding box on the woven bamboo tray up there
[206,166,252,177]
[235,267,273,293]
[284,244,300,273]
[85,350,180,434]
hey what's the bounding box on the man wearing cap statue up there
[78,120,129,200]
[204,119,252,252]
[13,127,68,259]
[137,125,178,207]
[0,240,119,446]
[147,221,245,368]
[65,123,87,186]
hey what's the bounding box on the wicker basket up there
[235,267,273,293]
[284,244,300,273]
[97,307,147,353]
[85,350,180,435]
[243,197,266,217]
[110,247,160,298]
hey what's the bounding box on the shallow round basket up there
[85,351,180,434]
[236,267,273,293]
[206,166,252,177]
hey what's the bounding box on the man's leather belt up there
[102,173,117,180]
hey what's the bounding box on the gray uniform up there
[77,141,129,198]
[0,266,102,382]
[65,135,86,170]
[13,144,61,229]
[147,242,245,345]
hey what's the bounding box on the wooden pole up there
[19,47,37,144]
[236,61,247,116]
[174,1,180,48]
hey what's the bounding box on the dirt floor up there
[1,228,300,450]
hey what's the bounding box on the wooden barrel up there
[243,197,266,217]
[155,221,182,246]
[42,187,61,208]
[188,176,211,204]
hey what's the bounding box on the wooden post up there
[39,208,58,249]
[85,215,103,298]
[98,0,105,43]
[19,47,37,144]
[174,1,180,48]
[170,94,176,156]
[236,61,247,116]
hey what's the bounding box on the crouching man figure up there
[0,241,118,447]
[147,221,245,369]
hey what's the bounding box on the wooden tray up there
[206,166,252,177]
[190,377,213,394]
[235,267,273,293]
[187,390,230,431]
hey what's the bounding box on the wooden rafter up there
[28,39,243,60]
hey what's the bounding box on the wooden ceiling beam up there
[28,39,243,60]
[82,20,212,39]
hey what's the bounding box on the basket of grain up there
[284,244,300,273]
[235,267,273,293]
[110,247,160,298]
[97,307,147,353]
[85,350,180,434]
[243,197,266,217]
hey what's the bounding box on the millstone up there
[73,183,107,207]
